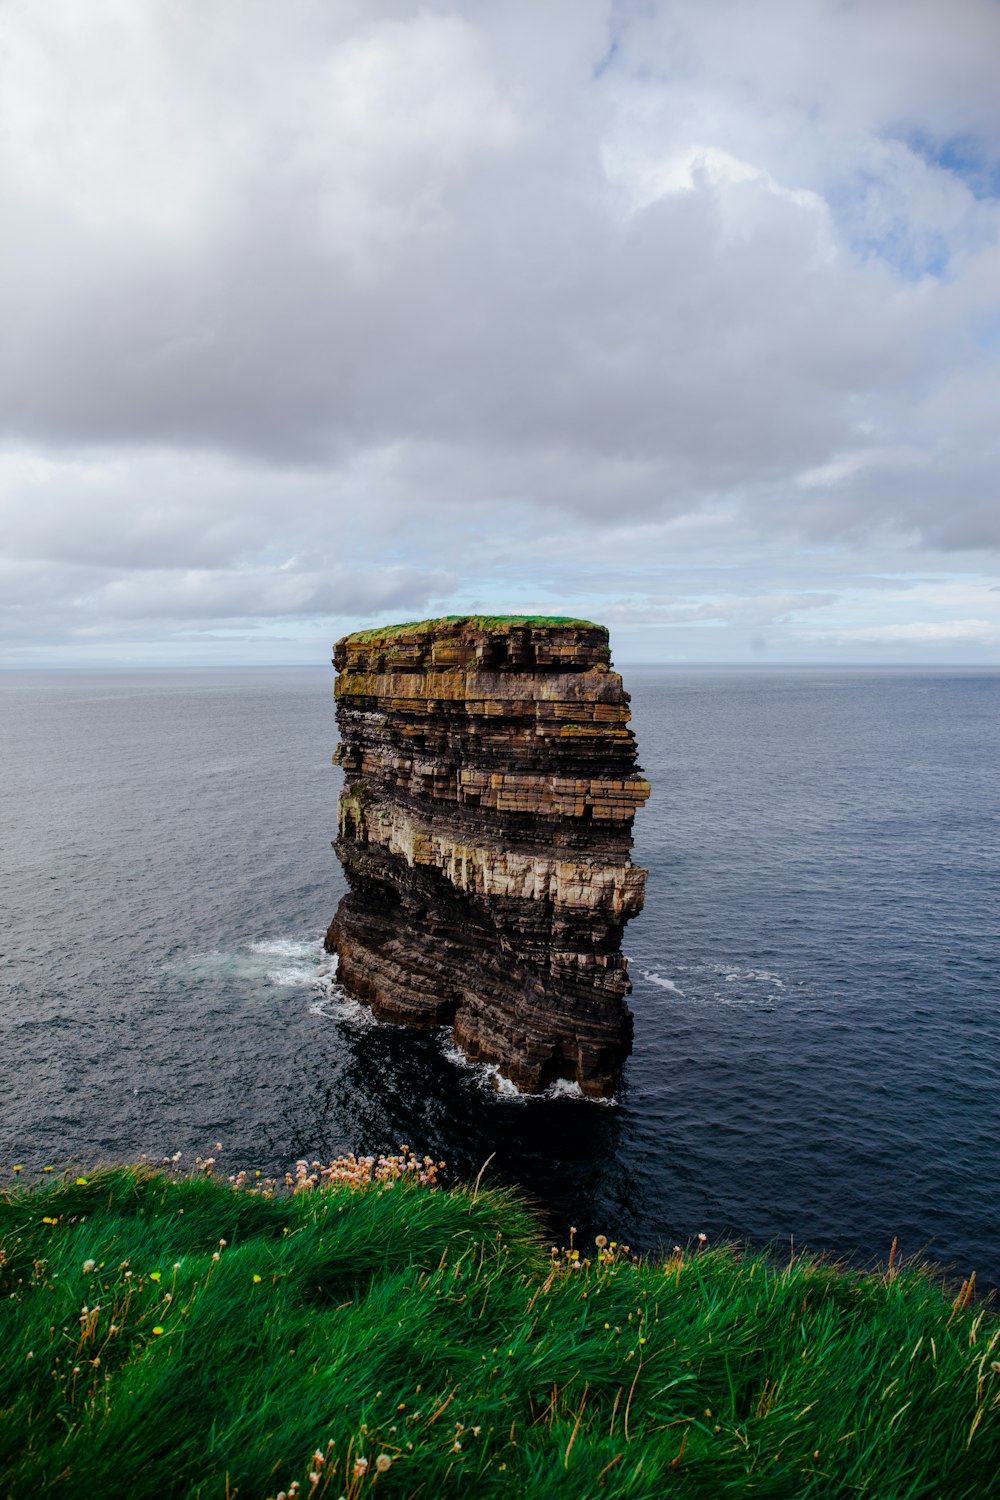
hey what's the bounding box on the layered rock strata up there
[325,616,649,1096]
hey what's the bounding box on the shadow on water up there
[278,997,640,1245]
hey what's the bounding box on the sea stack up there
[325,616,649,1096]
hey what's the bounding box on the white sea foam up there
[483,1064,524,1099]
[546,1077,585,1100]
[194,760,246,778]
[164,935,331,990]
[441,1041,475,1071]
[308,985,380,1028]
[710,963,786,1005]
[247,937,326,987]
[637,969,684,994]
[441,1041,616,1104]
[640,959,786,1010]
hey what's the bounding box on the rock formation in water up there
[325,616,649,1096]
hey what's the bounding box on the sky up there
[1,0,999,667]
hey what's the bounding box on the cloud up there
[0,0,997,663]
[94,563,452,621]
[602,593,838,628]
[824,619,995,644]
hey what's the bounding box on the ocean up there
[1,665,997,1288]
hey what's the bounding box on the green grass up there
[1,1159,998,1499]
[342,616,602,644]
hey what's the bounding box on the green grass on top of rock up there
[1,1156,997,1499]
[341,615,602,644]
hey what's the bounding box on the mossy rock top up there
[341,614,602,646]
[333,616,613,678]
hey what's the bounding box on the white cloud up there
[0,0,997,664]
[827,620,995,644]
[602,592,838,628]
[93,563,452,621]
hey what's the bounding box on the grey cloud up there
[0,1,998,664]
[93,563,453,621]
[0,7,978,485]
[812,620,996,646]
[0,555,452,664]
[602,593,838,628]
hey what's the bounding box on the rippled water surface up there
[1,666,996,1286]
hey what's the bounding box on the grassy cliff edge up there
[1,1158,996,1498]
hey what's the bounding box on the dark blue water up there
[0,667,996,1288]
